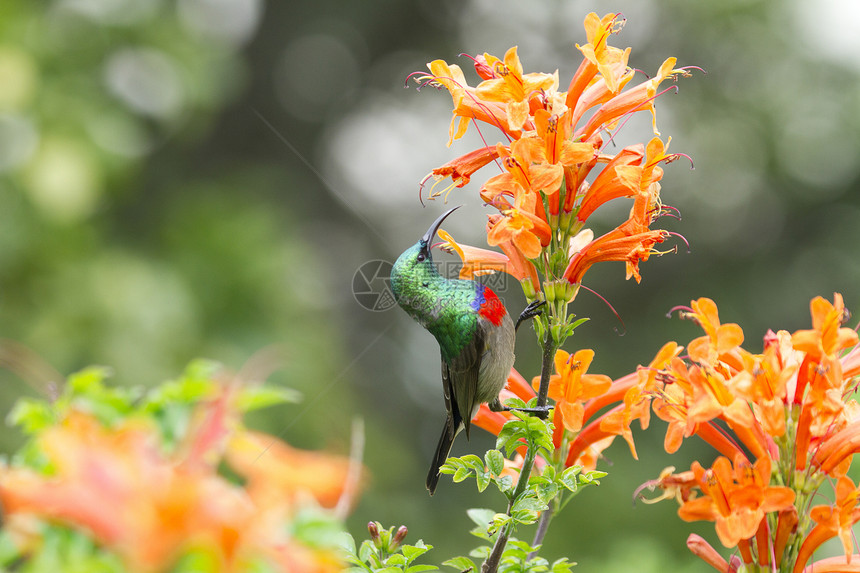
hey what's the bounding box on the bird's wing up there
[442,323,486,438]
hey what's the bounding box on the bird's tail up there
[426,415,459,495]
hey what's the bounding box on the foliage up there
[0,361,353,573]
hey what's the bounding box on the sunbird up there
[390,206,543,494]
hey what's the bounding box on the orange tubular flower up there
[429,146,500,189]
[436,224,541,289]
[678,455,795,549]
[687,534,731,572]
[534,349,612,433]
[568,13,630,101]
[473,46,558,132]
[599,341,683,458]
[576,143,645,222]
[486,191,552,259]
[685,297,745,367]
[791,293,859,364]
[576,57,686,141]
[563,193,667,284]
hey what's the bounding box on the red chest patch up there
[477,285,506,326]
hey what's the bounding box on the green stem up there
[536,324,556,413]
[529,498,555,557]
[482,330,557,573]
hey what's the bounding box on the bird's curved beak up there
[421,205,462,245]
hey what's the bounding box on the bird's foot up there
[515,300,547,332]
[488,398,551,419]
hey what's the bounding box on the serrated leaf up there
[485,450,504,477]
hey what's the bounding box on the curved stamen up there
[665,231,691,253]
[666,304,694,319]
[579,284,626,335]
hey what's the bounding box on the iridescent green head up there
[390,206,461,318]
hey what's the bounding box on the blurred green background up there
[1,0,858,570]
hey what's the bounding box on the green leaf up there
[495,474,515,497]
[401,542,431,564]
[512,495,547,514]
[235,384,302,412]
[406,565,439,573]
[385,554,407,567]
[558,466,582,492]
[485,450,504,477]
[551,557,576,573]
[376,567,403,573]
[442,555,474,572]
[6,397,55,435]
[466,508,496,528]
[582,469,607,483]
[534,481,559,505]
[469,546,490,560]
[453,466,471,483]
[511,509,539,526]
[489,512,512,534]
[444,556,473,572]
[461,454,484,471]
[358,540,376,563]
[475,471,490,492]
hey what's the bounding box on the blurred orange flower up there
[0,388,356,573]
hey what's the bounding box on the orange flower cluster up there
[0,386,357,573]
[420,13,689,297]
[633,294,860,572]
[473,294,860,572]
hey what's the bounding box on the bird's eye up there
[416,253,426,262]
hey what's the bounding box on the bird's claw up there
[489,399,552,419]
[508,405,552,419]
[515,300,547,332]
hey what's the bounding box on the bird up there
[390,206,543,494]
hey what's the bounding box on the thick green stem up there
[535,328,556,413]
[482,330,557,573]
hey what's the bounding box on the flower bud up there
[390,525,408,550]
[367,521,382,548]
